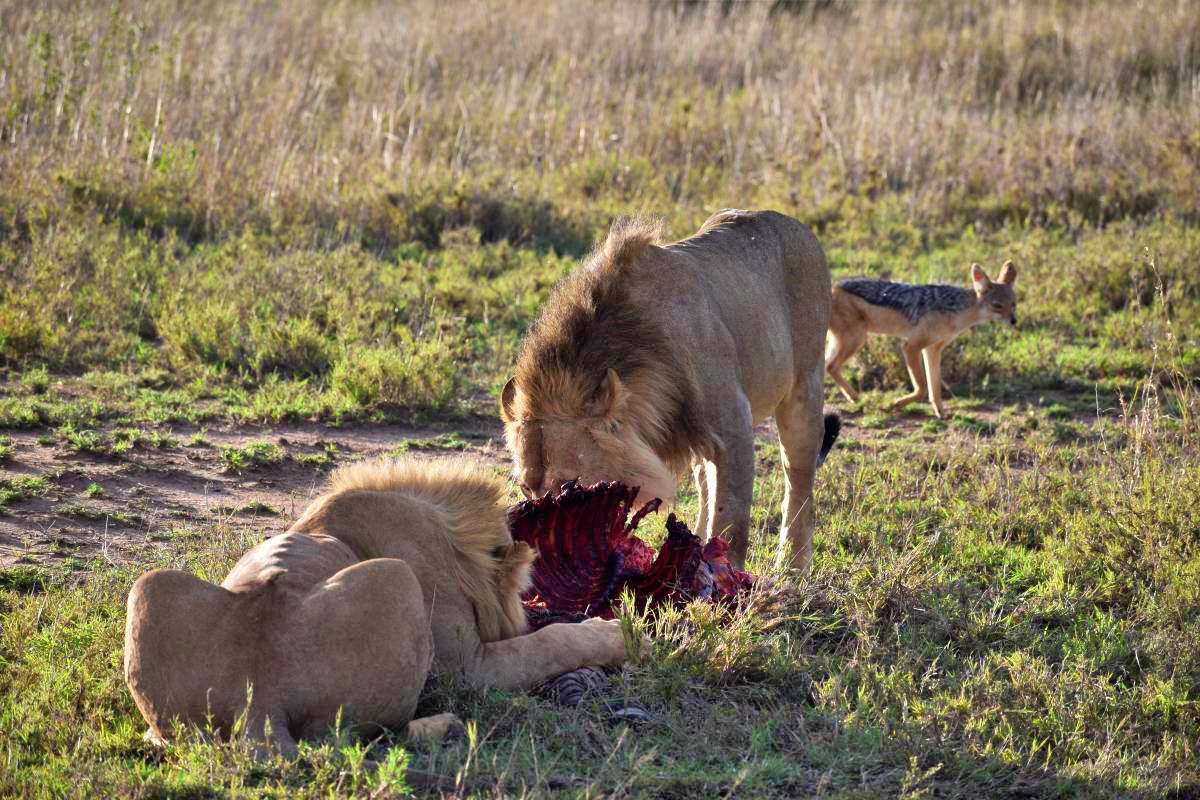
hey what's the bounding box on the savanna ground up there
[1,1,1199,797]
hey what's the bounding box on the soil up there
[0,420,509,569]
[0,396,1042,571]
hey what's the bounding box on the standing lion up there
[500,209,837,571]
[124,458,636,756]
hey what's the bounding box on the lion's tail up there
[817,413,840,468]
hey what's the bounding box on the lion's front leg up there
[466,618,638,692]
[707,426,756,570]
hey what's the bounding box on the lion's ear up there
[590,368,628,419]
[499,378,518,423]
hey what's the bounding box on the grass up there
[218,441,287,473]
[0,474,49,513]
[391,432,474,454]
[0,0,1195,423]
[292,442,340,468]
[0,0,1198,796]
[2,383,1198,797]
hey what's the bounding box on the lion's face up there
[502,371,676,507]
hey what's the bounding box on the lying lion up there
[124,458,637,756]
[501,209,836,572]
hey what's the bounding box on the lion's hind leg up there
[288,558,434,743]
[775,371,826,572]
[125,570,255,744]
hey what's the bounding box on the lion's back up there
[653,209,830,361]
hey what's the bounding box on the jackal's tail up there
[817,413,841,468]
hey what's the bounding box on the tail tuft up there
[817,413,840,467]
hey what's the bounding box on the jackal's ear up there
[998,260,1017,285]
[970,263,991,294]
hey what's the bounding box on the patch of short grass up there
[292,442,339,468]
[58,425,106,454]
[2,381,1198,796]
[185,430,211,448]
[110,427,178,453]
[219,441,286,473]
[19,366,50,395]
[0,565,49,593]
[52,501,140,526]
[0,475,49,513]
[390,433,471,454]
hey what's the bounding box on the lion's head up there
[500,218,711,508]
[500,368,677,507]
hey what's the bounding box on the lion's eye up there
[492,545,507,559]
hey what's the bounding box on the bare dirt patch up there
[0,406,997,572]
[0,421,509,569]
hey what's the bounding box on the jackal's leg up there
[891,341,929,409]
[692,461,711,542]
[923,343,949,418]
[825,330,865,402]
[775,372,825,573]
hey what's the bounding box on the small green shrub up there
[0,475,49,512]
[219,441,286,472]
[331,339,459,411]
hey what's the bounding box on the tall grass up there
[2,0,1197,238]
[0,1,1197,419]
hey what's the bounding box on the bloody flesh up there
[507,481,756,629]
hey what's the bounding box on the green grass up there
[218,441,286,473]
[390,433,474,454]
[0,1,1195,425]
[292,442,340,468]
[0,474,49,513]
[2,386,1198,797]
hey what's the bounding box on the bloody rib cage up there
[507,481,756,629]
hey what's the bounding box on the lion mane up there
[318,457,534,642]
[509,217,714,475]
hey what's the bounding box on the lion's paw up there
[406,712,466,745]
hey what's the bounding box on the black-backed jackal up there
[825,262,1018,417]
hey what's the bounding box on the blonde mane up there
[323,457,534,642]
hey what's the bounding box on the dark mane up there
[513,218,711,470]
